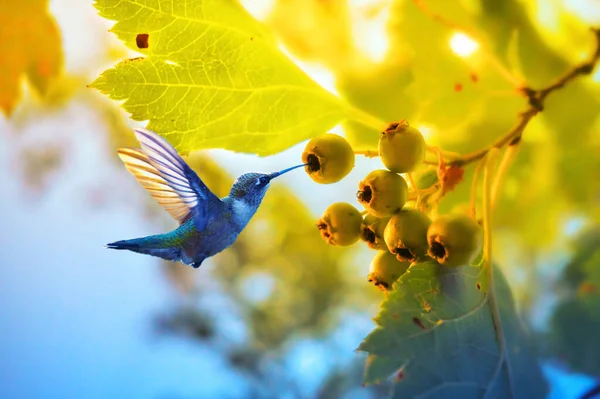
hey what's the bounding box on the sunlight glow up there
[562,0,600,24]
[536,0,559,32]
[449,32,479,57]
[349,0,392,62]
[416,124,434,140]
[278,44,340,96]
[239,0,275,21]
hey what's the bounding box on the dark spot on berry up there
[412,317,426,330]
[357,186,372,203]
[454,83,463,92]
[470,73,478,83]
[361,226,376,245]
[476,283,481,290]
[250,37,254,41]
[136,33,149,49]
[395,247,414,261]
[429,241,446,259]
[306,153,320,173]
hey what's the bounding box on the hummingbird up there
[106,128,306,268]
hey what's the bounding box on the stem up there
[483,147,514,397]
[426,145,461,162]
[482,148,499,293]
[491,143,520,210]
[470,157,485,220]
[354,150,379,158]
[452,108,535,167]
[407,172,417,192]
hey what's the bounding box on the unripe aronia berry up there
[360,215,390,250]
[357,170,408,218]
[384,209,432,262]
[302,134,355,184]
[367,251,410,291]
[427,214,483,267]
[378,120,426,173]
[317,202,362,246]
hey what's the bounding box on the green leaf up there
[91,0,345,155]
[359,261,546,398]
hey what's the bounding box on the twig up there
[482,148,515,397]
[470,157,485,220]
[482,148,499,293]
[354,150,379,158]
[491,143,520,210]
[451,28,600,168]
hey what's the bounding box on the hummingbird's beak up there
[268,163,308,180]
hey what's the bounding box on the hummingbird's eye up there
[257,176,269,186]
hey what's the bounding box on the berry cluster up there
[304,121,483,292]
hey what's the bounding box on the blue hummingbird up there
[106,128,305,268]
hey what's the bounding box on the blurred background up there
[0,0,599,398]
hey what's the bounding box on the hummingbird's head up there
[229,164,306,208]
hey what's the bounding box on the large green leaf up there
[91,0,345,155]
[359,261,546,398]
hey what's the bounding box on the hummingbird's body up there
[107,128,304,268]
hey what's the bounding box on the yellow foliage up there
[0,0,63,115]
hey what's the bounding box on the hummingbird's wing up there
[116,128,221,231]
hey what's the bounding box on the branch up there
[451,28,600,168]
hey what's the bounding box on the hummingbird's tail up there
[106,236,181,262]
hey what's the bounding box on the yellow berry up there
[317,202,362,246]
[302,134,355,184]
[357,170,408,218]
[384,209,432,262]
[367,251,410,291]
[378,120,426,173]
[427,214,483,267]
[360,215,390,250]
